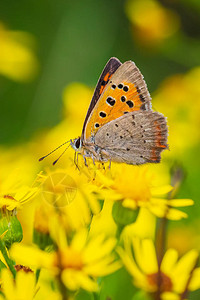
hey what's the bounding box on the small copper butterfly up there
[40,57,168,166]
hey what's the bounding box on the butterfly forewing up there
[81,57,121,138]
[83,61,152,141]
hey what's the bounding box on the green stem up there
[0,239,16,278]
[35,268,41,283]
[116,224,124,240]
[93,291,99,300]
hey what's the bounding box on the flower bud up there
[112,201,139,227]
[0,208,23,249]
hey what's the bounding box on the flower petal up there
[189,267,200,291]
[161,249,178,275]
[168,199,194,207]
[151,185,173,196]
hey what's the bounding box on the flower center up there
[56,248,83,270]
[14,264,33,273]
[147,271,173,292]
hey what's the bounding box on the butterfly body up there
[71,57,168,166]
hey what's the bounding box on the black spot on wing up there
[126,100,134,108]
[140,103,146,110]
[94,123,100,128]
[123,86,129,92]
[121,96,126,102]
[106,97,116,106]
[99,111,106,118]
[139,94,145,102]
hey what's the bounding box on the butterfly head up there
[70,137,82,151]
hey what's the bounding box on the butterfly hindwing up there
[83,61,152,141]
[94,111,168,164]
[81,57,121,138]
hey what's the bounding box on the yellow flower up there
[96,164,193,220]
[10,226,121,292]
[153,67,200,155]
[36,168,101,231]
[118,237,200,299]
[125,0,179,47]
[0,23,39,82]
[0,268,35,300]
[0,169,38,211]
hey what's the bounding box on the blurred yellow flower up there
[11,227,121,292]
[125,0,179,46]
[96,164,193,220]
[0,169,38,210]
[0,268,35,300]
[154,68,200,155]
[36,168,101,231]
[118,237,200,299]
[0,23,39,82]
[63,82,92,126]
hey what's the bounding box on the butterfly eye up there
[75,138,81,149]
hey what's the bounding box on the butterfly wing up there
[94,111,168,164]
[83,60,152,141]
[81,57,122,138]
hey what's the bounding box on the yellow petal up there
[84,256,121,276]
[188,267,200,291]
[168,199,194,207]
[132,238,158,274]
[16,271,35,300]
[71,229,88,252]
[10,244,55,271]
[166,209,188,220]
[141,239,158,274]
[172,250,199,293]
[62,269,98,292]
[117,247,145,283]
[151,185,173,196]
[83,235,116,264]
[161,292,180,300]
[122,198,137,209]
[161,249,178,275]
[1,269,15,300]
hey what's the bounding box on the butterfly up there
[40,57,168,166]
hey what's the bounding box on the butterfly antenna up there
[39,140,70,162]
[52,144,71,165]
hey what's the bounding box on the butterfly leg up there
[74,152,80,170]
[109,159,112,169]
[83,155,88,167]
[91,154,96,165]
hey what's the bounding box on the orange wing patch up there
[85,81,146,140]
[99,73,112,95]
[150,120,167,162]
[154,121,167,149]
